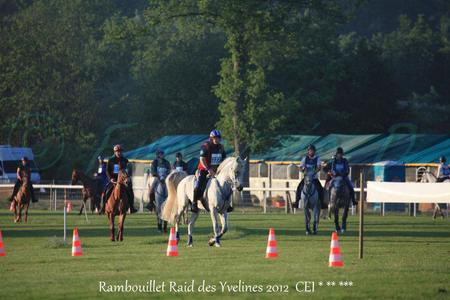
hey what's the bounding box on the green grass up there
[0,209,449,300]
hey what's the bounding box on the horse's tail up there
[161,171,187,224]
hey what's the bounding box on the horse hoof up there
[208,238,215,247]
[214,242,221,248]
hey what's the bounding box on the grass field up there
[0,209,449,300]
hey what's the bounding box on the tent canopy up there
[125,134,450,164]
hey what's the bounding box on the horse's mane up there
[216,157,237,175]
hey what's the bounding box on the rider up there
[436,156,450,182]
[172,152,188,172]
[191,129,227,213]
[9,156,37,203]
[295,144,323,208]
[328,147,357,205]
[95,155,109,196]
[148,149,171,209]
[101,144,137,214]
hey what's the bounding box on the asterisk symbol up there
[344,282,348,286]
[339,281,344,286]
[349,281,353,286]
[327,281,331,286]
[318,282,323,286]
[332,281,336,286]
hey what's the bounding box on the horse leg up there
[313,202,320,234]
[118,213,126,241]
[334,206,341,232]
[209,208,221,247]
[108,213,115,242]
[17,203,23,222]
[79,199,85,215]
[342,205,349,232]
[13,200,18,223]
[187,212,198,247]
[24,202,29,222]
[304,206,311,234]
[218,212,228,238]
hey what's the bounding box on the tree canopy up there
[1,0,449,178]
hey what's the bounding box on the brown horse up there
[13,172,31,223]
[71,169,102,215]
[105,170,130,241]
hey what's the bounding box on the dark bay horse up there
[71,169,102,214]
[329,176,351,233]
[105,170,130,241]
[13,171,31,222]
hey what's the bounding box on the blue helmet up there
[156,148,164,155]
[210,129,221,138]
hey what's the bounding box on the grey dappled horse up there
[329,176,351,233]
[301,171,320,234]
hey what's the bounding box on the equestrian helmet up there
[210,129,222,138]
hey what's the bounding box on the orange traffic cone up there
[166,227,178,257]
[0,230,6,256]
[72,228,83,257]
[329,232,343,267]
[265,228,278,258]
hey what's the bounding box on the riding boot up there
[129,197,138,214]
[163,221,168,233]
[146,189,156,211]
[227,205,234,213]
[191,187,200,213]
[313,222,318,235]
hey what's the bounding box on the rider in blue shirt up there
[329,147,356,205]
[295,145,324,208]
[437,156,450,182]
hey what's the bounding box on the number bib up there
[335,163,344,172]
[211,153,222,166]
[157,167,168,179]
[113,164,119,174]
[176,166,184,172]
[98,167,103,174]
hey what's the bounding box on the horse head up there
[117,169,129,185]
[71,169,79,185]
[304,170,316,187]
[230,157,246,192]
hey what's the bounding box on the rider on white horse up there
[436,156,450,182]
[328,147,357,205]
[192,129,227,213]
[148,149,171,205]
[172,152,188,172]
[295,144,324,208]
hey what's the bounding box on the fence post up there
[262,181,267,214]
[54,188,57,211]
[63,189,67,242]
[359,171,364,259]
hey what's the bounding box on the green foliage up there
[1,0,449,178]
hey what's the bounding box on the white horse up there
[421,170,448,219]
[162,157,246,247]
[301,170,320,235]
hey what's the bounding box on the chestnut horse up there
[71,169,102,214]
[13,171,31,223]
[105,170,130,241]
